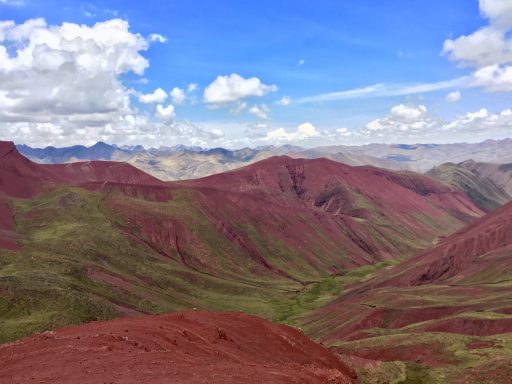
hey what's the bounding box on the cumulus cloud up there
[350,103,512,144]
[203,73,277,104]
[248,104,270,119]
[479,0,512,29]
[170,87,186,104]
[265,122,319,142]
[443,0,512,92]
[472,65,512,92]
[0,18,171,146]
[139,88,168,103]
[156,104,176,123]
[445,90,462,103]
[365,104,439,133]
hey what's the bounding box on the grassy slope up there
[0,187,297,342]
[427,163,510,211]
[334,332,512,383]
[0,184,413,343]
[297,247,512,382]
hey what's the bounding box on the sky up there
[0,0,512,148]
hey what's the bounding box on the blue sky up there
[0,0,511,148]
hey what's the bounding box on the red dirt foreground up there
[0,311,357,384]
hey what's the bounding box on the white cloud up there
[443,0,512,93]
[365,104,437,133]
[479,0,512,29]
[149,33,167,43]
[347,103,512,144]
[0,18,174,146]
[210,128,225,139]
[472,64,512,92]
[203,73,277,104]
[170,87,186,104]
[277,96,291,106]
[187,83,198,92]
[297,59,305,67]
[443,27,512,68]
[156,104,175,123]
[139,88,168,104]
[445,90,462,103]
[296,78,468,103]
[265,122,319,142]
[390,104,428,121]
[248,104,270,119]
[335,128,352,137]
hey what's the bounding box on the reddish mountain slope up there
[0,141,165,199]
[0,146,484,288]
[303,201,512,343]
[113,155,482,282]
[187,156,481,220]
[376,200,512,287]
[0,311,356,384]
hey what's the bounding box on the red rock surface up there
[0,311,357,384]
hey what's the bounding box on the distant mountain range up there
[16,138,512,180]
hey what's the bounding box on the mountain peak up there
[90,141,112,148]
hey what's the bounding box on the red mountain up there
[0,141,165,199]
[0,141,485,344]
[0,311,357,384]
[303,200,512,343]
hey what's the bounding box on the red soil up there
[0,311,357,384]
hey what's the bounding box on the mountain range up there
[3,139,512,382]
[17,137,512,181]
